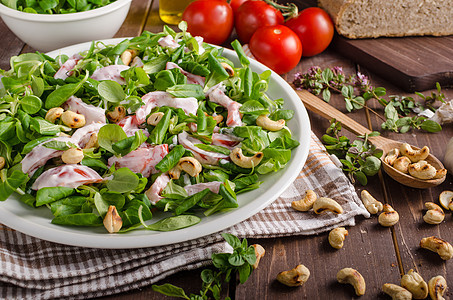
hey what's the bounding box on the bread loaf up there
[318,0,453,39]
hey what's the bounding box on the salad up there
[1,0,118,14]
[0,23,299,234]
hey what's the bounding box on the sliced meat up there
[91,65,130,85]
[63,96,106,125]
[107,144,169,178]
[184,181,222,196]
[31,165,103,190]
[116,115,149,137]
[166,62,205,86]
[178,131,228,165]
[54,54,82,80]
[208,88,244,127]
[212,133,242,150]
[71,122,105,148]
[145,173,171,204]
[158,35,180,49]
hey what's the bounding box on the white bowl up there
[0,0,132,52]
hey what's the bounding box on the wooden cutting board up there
[332,35,453,92]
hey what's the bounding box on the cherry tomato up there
[249,25,302,74]
[182,0,234,45]
[285,7,334,57]
[229,0,247,15]
[235,0,284,44]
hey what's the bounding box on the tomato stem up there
[262,0,299,19]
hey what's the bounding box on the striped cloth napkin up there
[0,133,369,299]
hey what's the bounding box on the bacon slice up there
[63,96,106,125]
[54,54,82,80]
[145,173,171,204]
[184,181,222,197]
[21,136,72,175]
[135,91,198,124]
[158,35,180,49]
[212,133,242,150]
[166,62,205,86]
[91,65,130,85]
[31,165,103,190]
[116,115,149,138]
[71,122,105,148]
[178,131,228,165]
[107,144,169,178]
[208,88,244,127]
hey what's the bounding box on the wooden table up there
[1,0,452,298]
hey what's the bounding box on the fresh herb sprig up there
[293,66,443,133]
[152,233,257,300]
[322,119,383,186]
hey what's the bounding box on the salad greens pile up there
[0,23,299,233]
[1,0,116,14]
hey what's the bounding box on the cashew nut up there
[382,283,413,300]
[336,268,366,296]
[378,204,399,227]
[313,197,344,214]
[291,190,317,212]
[256,115,285,131]
[147,112,165,126]
[408,160,437,180]
[428,275,447,300]
[45,107,64,123]
[420,236,453,260]
[103,205,122,233]
[106,106,126,123]
[400,269,428,299]
[393,156,411,174]
[252,244,265,269]
[423,202,444,225]
[61,110,86,128]
[385,148,400,165]
[61,148,84,164]
[84,132,99,149]
[230,148,263,169]
[221,62,234,77]
[120,49,138,66]
[276,264,310,287]
[169,157,202,179]
[400,143,429,163]
[168,166,182,180]
[328,227,348,249]
[0,156,5,170]
[433,168,447,179]
[360,190,384,214]
[439,190,453,211]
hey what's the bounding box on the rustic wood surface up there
[1,0,452,299]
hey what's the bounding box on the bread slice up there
[318,0,453,39]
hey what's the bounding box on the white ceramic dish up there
[0,0,131,52]
[0,38,311,249]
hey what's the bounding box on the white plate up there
[0,38,310,249]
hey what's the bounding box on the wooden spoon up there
[295,89,446,189]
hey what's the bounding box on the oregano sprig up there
[293,66,443,133]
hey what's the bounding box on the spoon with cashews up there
[295,89,447,189]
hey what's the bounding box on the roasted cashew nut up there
[230,148,263,169]
[169,157,202,179]
[408,160,437,180]
[147,112,165,126]
[256,115,285,131]
[423,202,445,225]
[61,110,86,128]
[384,148,400,165]
[313,197,344,214]
[0,156,5,170]
[428,275,447,300]
[433,168,447,179]
[252,244,265,269]
[378,204,399,227]
[106,106,126,123]
[103,205,122,233]
[221,62,235,77]
[120,49,138,66]
[360,190,384,214]
[393,156,411,174]
[336,268,366,296]
[400,269,428,299]
[84,133,99,149]
[400,143,429,163]
[45,107,64,123]
[168,166,182,180]
[61,148,84,164]
[291,190,317,212]
[276,264,310,287]
[420,236,453,260]
[382,283,412,300]
[439,190,453,211]
[328,227,348,249]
